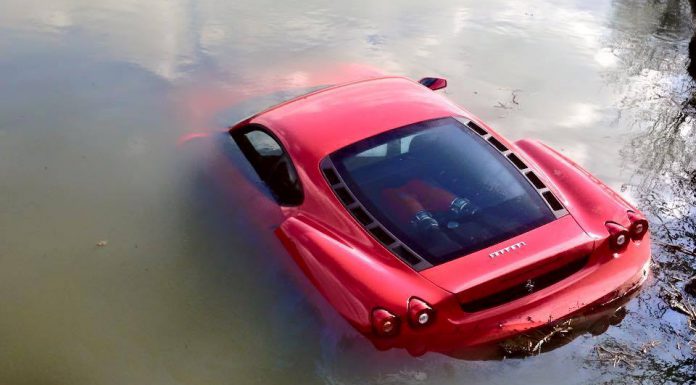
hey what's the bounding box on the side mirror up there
[418,77,447,91]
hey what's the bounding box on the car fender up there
[275,216,449,333]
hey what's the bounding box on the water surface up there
[1,0,695,384]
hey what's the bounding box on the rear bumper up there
[369,235,651,357]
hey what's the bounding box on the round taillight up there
[627,211,649,240]
[418,312,430,324]
[605,222,630,252]
[371,308,400,337]
[407,298,435,327]
[615,233,628,247]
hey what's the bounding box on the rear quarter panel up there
[276,215,450,332]
[514,139,637,238]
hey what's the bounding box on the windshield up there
[330,117,556,265]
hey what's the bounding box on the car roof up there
[249,76,465,163]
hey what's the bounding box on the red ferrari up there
[218,75,651,355]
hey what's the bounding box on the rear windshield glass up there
[330,117,555,265]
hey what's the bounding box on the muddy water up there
[1,0,695,384]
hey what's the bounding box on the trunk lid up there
[420,215,594,310]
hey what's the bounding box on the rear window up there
[330,117,555,265]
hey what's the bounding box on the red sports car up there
[220,75,651,356]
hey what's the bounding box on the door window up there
[232,126,303,206]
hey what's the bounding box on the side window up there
[343,137,410,170]
[355,143,388,157]
[232,127,304,206]
[245,130,283,156]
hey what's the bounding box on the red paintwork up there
[218,76,651,356]
[243,77,463,165]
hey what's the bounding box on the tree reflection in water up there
[588,0,696,382]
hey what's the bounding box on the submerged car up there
[224,76,651,355]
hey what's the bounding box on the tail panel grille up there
[460,254,589,312]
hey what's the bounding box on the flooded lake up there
[1,0,695,384]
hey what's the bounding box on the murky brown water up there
[2,0,695,384]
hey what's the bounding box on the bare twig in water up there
[593,341,655,369]
[495,89,522,109]
[499,320,573,356]
[640,340,662,354]
[656,241,696,257]
[664,285,696,319]
[512,89,521,105]
[530,320,573,353]
[662,283,696,335]
[494,101,511,109]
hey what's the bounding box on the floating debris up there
[591,339,661,369]
[593,342,641,368]
[512,89,521,105]
[494,101,512,110]
[663,283,696,330]
[499,320,574,356]
[639,340,662,354]
[656,241,696,257]
[96,240,108,247]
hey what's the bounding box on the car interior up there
[332,118,556,263]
